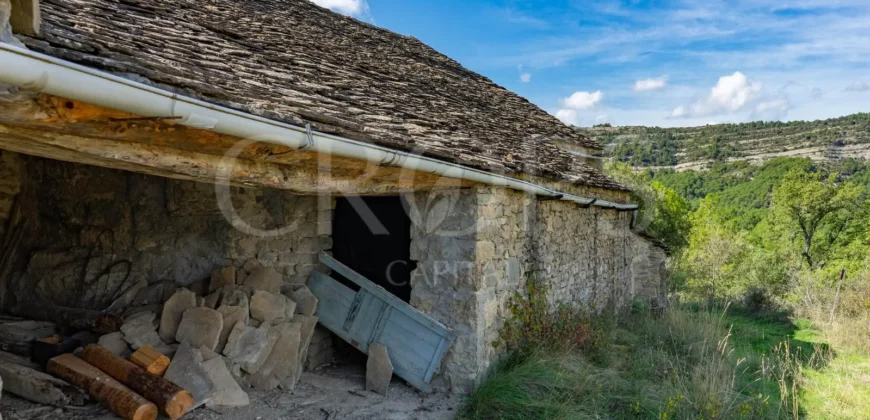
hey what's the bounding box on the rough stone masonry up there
[408,186,665,393]
[0,152,665,395]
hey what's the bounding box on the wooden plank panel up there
[346,293,387,349]
[309,272,355,329]
[309,257,454,392]
[319,253,452,335]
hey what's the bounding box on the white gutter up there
[0,43,637,210]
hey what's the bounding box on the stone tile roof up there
[19,0,628,191]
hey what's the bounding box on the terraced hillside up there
[581,113,870,170]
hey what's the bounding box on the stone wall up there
[0,153,332,310]
[534,201,635,310]
[1,151,667,395]
[629,234,669,307]
[408,186,665,393]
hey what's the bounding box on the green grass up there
[461,306,870,419]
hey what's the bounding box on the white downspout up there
[0,43,637,210]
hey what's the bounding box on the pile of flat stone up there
[97,264,320,410]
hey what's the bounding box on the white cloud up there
[310,0,368,16]
[670,71,762,118]
[634,76,668,92]
[562,90,603,110]
[520,73,532,83]
[752,97,791,121]
[844,81,870,92]
[669,105,687,119]
[555,109,578,125]
[553,90,603,126]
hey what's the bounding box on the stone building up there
[0,0,667,393]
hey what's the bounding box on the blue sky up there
[311,0,870,127]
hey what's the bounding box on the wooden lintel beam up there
[0,122,464,194]
[0,89,478,193]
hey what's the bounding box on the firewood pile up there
[0,263,322,420]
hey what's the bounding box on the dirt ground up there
[0,363,462,420]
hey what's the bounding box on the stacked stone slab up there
[95,262,327,410]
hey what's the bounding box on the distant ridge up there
[580,113,870,171]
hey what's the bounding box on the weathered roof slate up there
[18,0,628,191]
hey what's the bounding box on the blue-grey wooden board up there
[308,253,454,392]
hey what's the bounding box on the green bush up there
[495,279,599,354]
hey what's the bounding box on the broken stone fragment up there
[250,290,286,323]
[215,305,248,353]
[120,311,176,356]
[198,345,221,362]
[210,267,236,293]
[97,332,131,357]
[202,357,249,408]
[222,322,279,374]
[163,342,214,409]
[248,321,302,391]
[291,286,318,316]
[221,287,250,315]
[366,343,393,396]
[203,291,221,309]
[243,267,283,294]
[159,288,197,343]
[175,307,224,351]
[283,295,297,319]
[282,314,318,389]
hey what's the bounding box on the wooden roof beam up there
[0,89,476,195]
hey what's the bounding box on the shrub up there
[743,286,773,314]
[495,279,599,354]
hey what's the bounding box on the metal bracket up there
[298,122,315,150]
[578,198,598,209]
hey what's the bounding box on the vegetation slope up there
[580,113,870,167]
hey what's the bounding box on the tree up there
[682,195,744,305]
[604,162,690,251]
[647,181,691,251]
[771,169,862,269]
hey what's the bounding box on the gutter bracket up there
[578,198,598,209]
[298,122,315,151]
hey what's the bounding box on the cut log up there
[0,360,88,407]
[129,345,170,377]
[12,303,123,333]
[46,354,157,420]
[82,345,193,420]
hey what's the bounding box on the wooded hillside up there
[581,113,870,168]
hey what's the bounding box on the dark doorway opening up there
[331,196,415,302]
